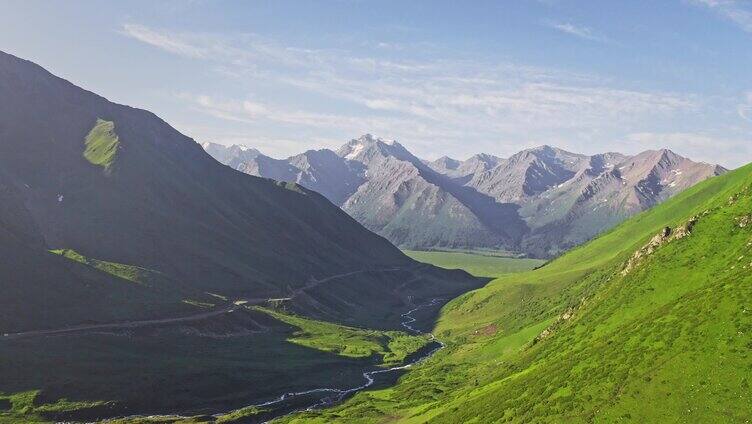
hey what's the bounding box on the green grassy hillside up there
[279,163,752,422]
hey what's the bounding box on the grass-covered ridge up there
[83,118,119,171]
[50,248,156,286]
[278,164,752,423]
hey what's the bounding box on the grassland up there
[259,307,429,366]
[277,164,752,423]
[403,250,545,277]
[0,391,109,424]
[83,118,119,171]
[51,248,161,286]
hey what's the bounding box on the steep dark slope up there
[0,168,212,333]
[0,51,479,332]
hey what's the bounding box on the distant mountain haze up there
[205,135,726,257]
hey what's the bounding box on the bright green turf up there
[83,118,119,171]
[277,164,752,423]
[403,250,545,277]
[51,248,158,286]
[0,391,108,424]
[258,307,429,366]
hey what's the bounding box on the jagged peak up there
[466,153,503,163]
[530,144,556,152]
[712,164,729,175]
[508,145,570,162]
[338,134,411,161]
[352,133,400,146]
[433,155,460,164]
[201,141,258,153]
[299,148,339,157]
[647,148,682,161]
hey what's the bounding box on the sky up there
[1,0,750,167]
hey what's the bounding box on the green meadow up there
[403,249,546,277]
[278,163,752,422]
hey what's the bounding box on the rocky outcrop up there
[622,217,699,275]
[736,215,751,228]
[533,306,577,344]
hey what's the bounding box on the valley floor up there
[403,250,546,278]
[0,256,537,423]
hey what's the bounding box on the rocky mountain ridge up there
[204,135,726,257]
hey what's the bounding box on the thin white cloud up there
[738,91,752,122]
[122,23,742,165]
[692,0,752,32]
[121,24,209,58]
[545,21,609,42]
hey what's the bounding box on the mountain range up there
[204,135,726,257]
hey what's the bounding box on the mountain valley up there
[0,17,749,423]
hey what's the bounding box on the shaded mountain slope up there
[0,168,212,333]
[0,50,480,332]
[281,161,752,423]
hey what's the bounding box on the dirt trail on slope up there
[2,267,412,340]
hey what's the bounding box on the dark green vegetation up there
[0,50,483,421]
[1,306,429,423]
[278,163,752,422]
[403,250,546,278]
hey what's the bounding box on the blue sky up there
[1,0,750,167]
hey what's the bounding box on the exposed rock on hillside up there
[622,217,699,275]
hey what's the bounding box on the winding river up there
[230,298,446,420]
[115,298,446,423]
